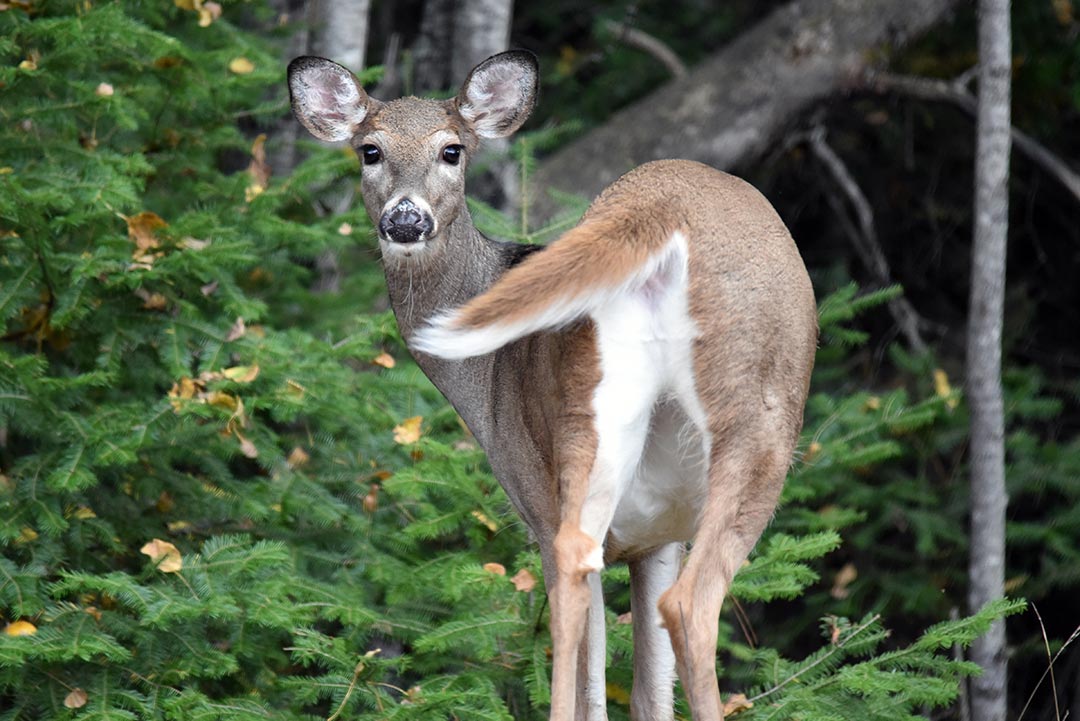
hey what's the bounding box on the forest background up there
[0,0,1077,720]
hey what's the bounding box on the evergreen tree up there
[0,3,1029,720]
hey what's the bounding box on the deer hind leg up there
[656,436,791,720]
[628,542,681,721]
[550,332,664,721]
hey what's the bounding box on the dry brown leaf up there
[1053,0,1074,25]
[126,211,167,252]
[225,316,246,342]
[831,562,858,600]
[95,82,114,97]
[140,538,183,573]
[180,236,210,251]
[236,432,258,459]
[482,562,506,576]
[510,568,536,593]
[722,693,753,717]
[338,222,353,235]
[287,446,310,469]
[803,440,822,463]
[63,688,88,709]
[616,611,633,625]
[393,416,423,445]
[372,352,395,369]
[362,484,379,514]
[4,620,37,636]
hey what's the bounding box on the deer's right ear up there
[456,50,539,139]
[288,56,373,143]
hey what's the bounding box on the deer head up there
[287,51,538,263]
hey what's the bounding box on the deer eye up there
[360,144,381,165]
[441,144,463,165]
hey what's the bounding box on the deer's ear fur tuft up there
[456,51,539,139]
[288,56,374,142]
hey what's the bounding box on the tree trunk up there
[413,0,516,209]
[531,0,959,216]
[966,1,1011,720]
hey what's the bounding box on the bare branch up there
[602,20,687,79]
[864,71,1080,205]
[800,126,930,353]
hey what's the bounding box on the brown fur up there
[289,51,817,721]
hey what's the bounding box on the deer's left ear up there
[456,50,539,139]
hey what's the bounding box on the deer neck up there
[381,207,516,445]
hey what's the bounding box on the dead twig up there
[798,125,932,353]
[864,70,1080,205]
[603,20,687,79]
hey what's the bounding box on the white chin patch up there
[380,238,429,258]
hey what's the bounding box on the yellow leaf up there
[933,368,959,409]
[17,527,37,544]
[605,682,631,705]
[287,446,310,468]
[141,292,168,310]
[229,56,255,75]
[4,620,37,637]
[198,1,222,26]
[372,352,395,369]
[174,0,199,9]
[206,390,239,412]
[245,183,264,202]
[722,693,753,717]
[167,520,192,533]
[393,416,423,445]
[73,506,96,519]
[482,562,506,576]
[18,57,36,71]
[863,395,881,411]
[471,509,498,532]
[804,440,822,463]
[0,167,13,175]
[64,688,88,709]
[510,568,536,593]
[140,538,183,573]
[247,133,270,187]
[222,364,260,383]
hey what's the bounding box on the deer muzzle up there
[379,198,434,244]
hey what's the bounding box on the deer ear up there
[288,56,374,142]
[456,50,538,139]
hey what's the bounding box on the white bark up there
[966,1,1011,720]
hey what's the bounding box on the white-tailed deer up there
[288,50,817,721]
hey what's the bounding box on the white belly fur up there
[581,231,712,558]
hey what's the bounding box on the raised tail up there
[410,204,682,360]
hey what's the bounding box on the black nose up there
[379,200,433,244]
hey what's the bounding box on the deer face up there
[288,52,538,260]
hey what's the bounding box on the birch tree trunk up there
[966,1,1012,720]
[413,0,516,209]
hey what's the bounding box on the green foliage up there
[0,3,1034,720]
